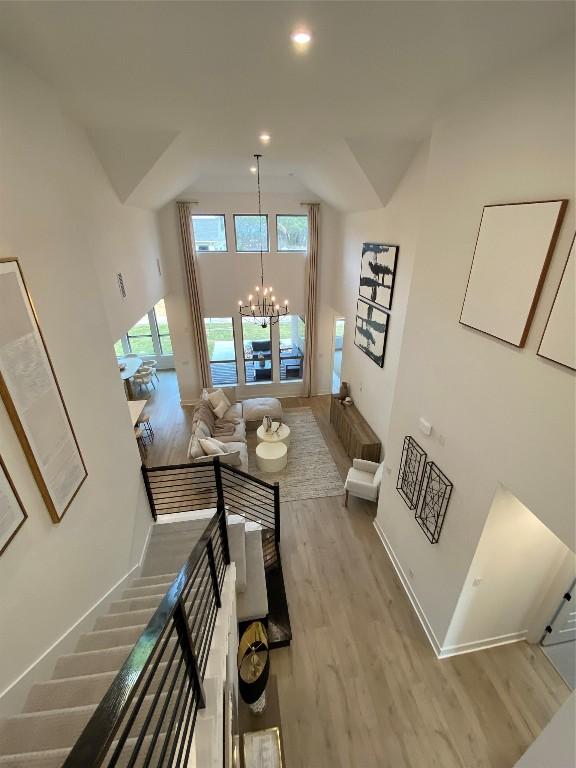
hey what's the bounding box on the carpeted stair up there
[0,518,211,767]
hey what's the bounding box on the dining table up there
[117,356,142,399]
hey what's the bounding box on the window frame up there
[241,316,274,384]
[204,317,239,386]
[126,314,156,357]
[191,213,228,253]
[279,314,306,381]
[233,214,270,253]
[276,214,309,253]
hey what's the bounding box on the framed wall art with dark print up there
[354,298,389,367]
[0,258,87,523]
[359,242,399,311]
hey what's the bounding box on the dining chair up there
[132,368,155,393]
[142,359,159,382]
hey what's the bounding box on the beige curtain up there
[303,203,320,397]
[177,201,212,389]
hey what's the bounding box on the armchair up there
[344,459,384,506]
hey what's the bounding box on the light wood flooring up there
[136,372,570,767]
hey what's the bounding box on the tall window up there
[154,300,173,355]
[276,215,308,251]
[126,314,155,356]
[242,318,272,383]
[279,315,305,381]
[116,300,174,361]
[234,215,269,252]
[204,318,238,385]
[191,215,227,252]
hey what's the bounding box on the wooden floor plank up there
[136,372,570,767]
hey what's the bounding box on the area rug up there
[247,407,345,502]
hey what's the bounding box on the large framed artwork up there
[538,235,575,371]
[0,455,27,556]
[359,242,399,310]
[460,200,567,347]
[354,298,389,367]
[0,259,87,523]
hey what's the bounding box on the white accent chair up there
[344,459,384,506]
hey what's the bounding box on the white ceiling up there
[0,1,572,211]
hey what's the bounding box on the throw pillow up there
[207,388,231,412]
[187,433,204,459]
[198,437,226,456]
[213,400,228,420]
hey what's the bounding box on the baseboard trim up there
[373,520,527,661]
[0,521,154,716]
[373,519,443,657]
[438,631,527,659]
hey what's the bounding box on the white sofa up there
[187,386,283,472]
[344,459,384,505]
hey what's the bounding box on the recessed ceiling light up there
[250,166,257,174]
[291,30,312,46]
[259,133,271,144]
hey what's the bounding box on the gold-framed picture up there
[0,258,87,523]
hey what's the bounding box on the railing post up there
[213,455,224,513]
[173,598,206,709]
[218,508,230,565]
[141,465,157,521]
[206,539,221,608]
[273,482,280,547]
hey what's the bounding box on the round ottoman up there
[256,441,288,473]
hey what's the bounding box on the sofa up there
[187,386,283,472]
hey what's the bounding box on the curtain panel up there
[303,203,320,397]
[177,201,212,389]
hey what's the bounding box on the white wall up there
[515,693,575,767]
[335,143,429,447]
[442,487,572,654]
[158,193,340,402]
[373,37,575,652]
[0,48,161,710]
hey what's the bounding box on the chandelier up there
[238,154,289,328]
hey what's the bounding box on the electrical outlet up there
[408,568,414,580]
[385,465,392,475]
[438,434,446,447]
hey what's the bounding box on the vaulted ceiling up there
[0,1,571,211]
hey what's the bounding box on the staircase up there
[0,514,229,767]
[0,456,290,766]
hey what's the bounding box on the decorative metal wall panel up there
[396,436,427,510]
[415,462,453,544]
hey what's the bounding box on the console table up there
[329,396,381,462]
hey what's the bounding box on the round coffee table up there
[256,441,288,473]
[256,421,291,447]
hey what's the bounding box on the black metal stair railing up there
[143,457,290,647]
[63,508,229,768]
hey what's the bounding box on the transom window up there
[276,215,308,251]
[234,215,269,253]
[191,214,227,252]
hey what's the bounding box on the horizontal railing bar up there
[222,487,275,510]
[223,494,275,517]
[221,472,276,495]
[221,481,276,506]
[220,462,278,490]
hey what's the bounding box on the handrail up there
[63,508,229,767]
